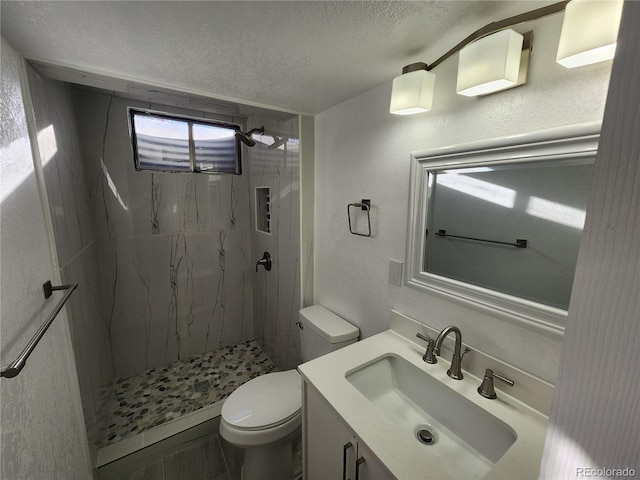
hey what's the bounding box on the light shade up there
[390,69,436,115]
[456,29,524,97]
[556,0,623,68]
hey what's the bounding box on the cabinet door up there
[304,382,357,480]
[354,438,394,480]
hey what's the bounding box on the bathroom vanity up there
[298,311,550,479]
[304,382,391,479]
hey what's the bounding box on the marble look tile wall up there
[71,90,254,379]
[299,116,315,310]
[26,66,114,451]
[248,117,302,370]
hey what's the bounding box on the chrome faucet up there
[434,326,469,380]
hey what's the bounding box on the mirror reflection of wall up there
[424,160,593,310]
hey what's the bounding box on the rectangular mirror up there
[406,125,600,335]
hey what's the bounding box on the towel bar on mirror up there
[435,229,527,248]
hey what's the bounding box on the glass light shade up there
[456,29,524,97]
[389,69,436,115]
[556,0,623,68]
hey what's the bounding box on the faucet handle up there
[477,368,515,399]
[416,333,437,364]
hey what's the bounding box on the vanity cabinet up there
[303,381,392,480]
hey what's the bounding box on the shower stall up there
[24,62,306,462]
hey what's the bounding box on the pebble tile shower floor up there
[102,339,276,447]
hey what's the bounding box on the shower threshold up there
[94,339,275,467]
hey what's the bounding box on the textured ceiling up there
[1,1,552,115]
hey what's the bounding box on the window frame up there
[128,107,243,175]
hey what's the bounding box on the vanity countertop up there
[298,323,549,479]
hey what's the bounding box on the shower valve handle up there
[256,251,272,272]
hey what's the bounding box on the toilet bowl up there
[220,370,301,447]
[220,370,302,480]
[219,305,359,480]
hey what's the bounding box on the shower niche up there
[255,186,271,234]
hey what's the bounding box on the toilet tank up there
[299,305,359,363]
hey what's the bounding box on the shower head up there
[268,136,288,150]
[235,126,264,147]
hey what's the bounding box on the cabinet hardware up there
[355,457,366,480]
[343,442,354,480]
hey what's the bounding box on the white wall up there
[314,11,612,382]
[1,36,92,479]
[540,1,640,476]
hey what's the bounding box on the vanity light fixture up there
[390,62,436,115]
[390,0,623,114]
[556,0,624,68]
[456,29,529,97]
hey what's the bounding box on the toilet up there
[219,305,359,480]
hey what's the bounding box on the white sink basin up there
[346,354,517,479]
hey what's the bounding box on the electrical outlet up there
[389,260,403,286]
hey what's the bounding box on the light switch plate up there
[389,260,403,286]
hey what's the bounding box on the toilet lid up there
[222,370,301,430]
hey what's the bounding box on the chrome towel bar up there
[1,281,78,379]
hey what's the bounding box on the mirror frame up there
[405,124,600,337]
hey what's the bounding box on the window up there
[128,108,242,175]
